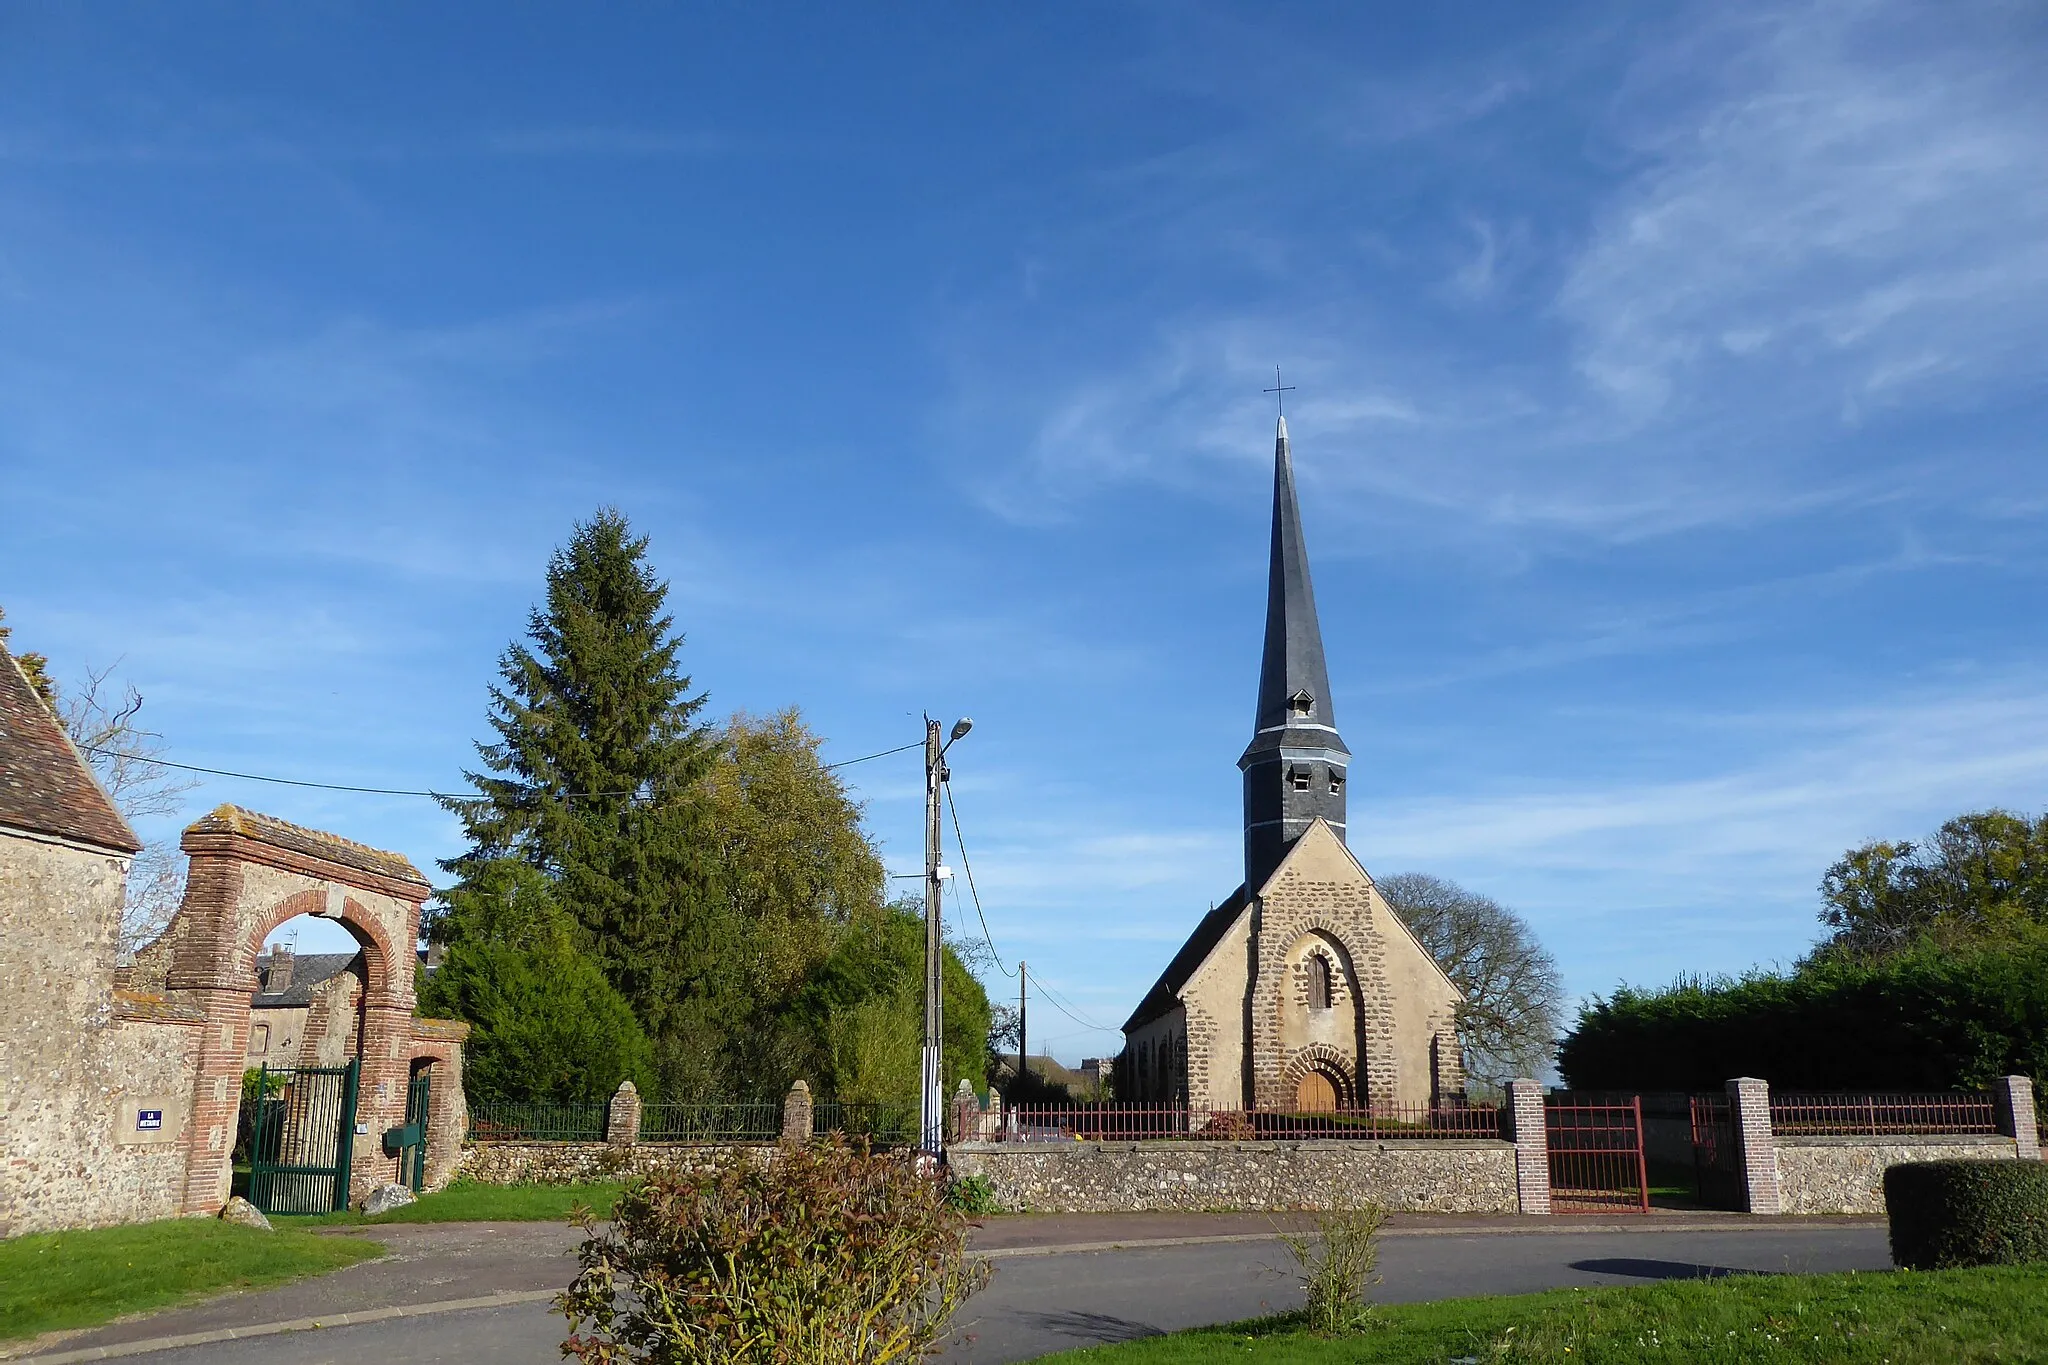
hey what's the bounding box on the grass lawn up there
[0,1219,380,1342]
[1040,1264,2048,1364]
[301,1180,626,1226]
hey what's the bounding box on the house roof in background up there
[252,950,362,1008]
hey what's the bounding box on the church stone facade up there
[1123,416,1464,1114]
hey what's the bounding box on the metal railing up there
[467,1100,608,1143]
[986,1102,1503,1143]
[639,1103,783,1143]
[1768,1092,1997,1136]
[813,1101,917,1146]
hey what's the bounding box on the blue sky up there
[5,2,2045,1063]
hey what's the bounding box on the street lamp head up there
[949,717,974,743]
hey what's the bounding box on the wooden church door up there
[1295,1070,1337,1112]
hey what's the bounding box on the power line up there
[75,737,924,801]
[1033,977,1115,1034]
[942,777,1013,977]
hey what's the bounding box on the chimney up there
[264,944,295,994]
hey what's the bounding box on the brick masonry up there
[3,803,472,1234]
[1728,1076,1782,1216]
[1506,1078,1550,1216]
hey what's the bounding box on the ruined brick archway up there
[140,807,466,1213]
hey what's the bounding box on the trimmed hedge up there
[1558,939,2048,1091]
[1885,1159,2048,1270]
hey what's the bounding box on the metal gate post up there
[333,1059,361,1212]
[1632,1095,1650,1214]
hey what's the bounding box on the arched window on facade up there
[1308,954,1334,1011]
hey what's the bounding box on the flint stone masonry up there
[1774,1136,2020,1215]
[945,1139,1517,1214]
[459,1142,777,1185]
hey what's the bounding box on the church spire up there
[1238,413,1351,892]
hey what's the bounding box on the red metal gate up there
[1545,1095,1649,1214]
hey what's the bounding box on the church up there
[1121,415,1465,1114]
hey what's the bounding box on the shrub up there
[1885,1160,2048,1270]
[559,1137,987,1364]
[420,937,654,1103]
[944,1173,1002,1216]
[1275,1201,1387,1335]
[1558,937,2048,1091]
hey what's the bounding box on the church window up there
[1288,691,1315,718]
[1291,767,1312,792]
[1308,956,1333,1011]
[1328,771,1344,795]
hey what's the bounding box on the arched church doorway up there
[1295,1069,1339,1112]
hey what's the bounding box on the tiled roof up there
[252,951,362,1007]
[1122,884,1250,1032]
[186,805,425,886]
[0,645,140,854]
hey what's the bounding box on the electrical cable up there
[75,738,923,800]
[942,777,1014,977]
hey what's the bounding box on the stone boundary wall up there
[945,1139,1518,1214]
[1775,1135,2019,1215]
[458,1141,774,1185]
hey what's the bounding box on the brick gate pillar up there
[1506,1078,1550,1215]
[351,999,415,1202]
[180,988,252,1215]
[1994,1076,2038,1160]
[1727,1077,1781,1214]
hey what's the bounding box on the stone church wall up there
[1247,826,1462,1112]
[1181,916,1252,1110]
[947,1139,1517,1214]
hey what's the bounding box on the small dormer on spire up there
[1239,411,1351,892]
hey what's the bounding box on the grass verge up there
[301,1180,626,1226]
[1040,1264,2048,1364]
[0,1219,379,1342]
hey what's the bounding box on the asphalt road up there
[70,1224,1892,1365]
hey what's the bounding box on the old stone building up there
[1122,417,1465,1114]
[0,642,469,1234]
[244,946,366,1069]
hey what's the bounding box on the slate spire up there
[1238,414,1351,891]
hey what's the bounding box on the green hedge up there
[1885,1160,2048,1270]
[1558,939,2048,1091]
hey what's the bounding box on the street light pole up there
[921,714,972,1155]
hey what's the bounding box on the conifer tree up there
[441,509,730,1050]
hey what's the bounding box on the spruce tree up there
[441,509,731,1055]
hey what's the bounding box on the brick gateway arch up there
[138,807,468,1213]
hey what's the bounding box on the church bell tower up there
[1239,414,1351,892]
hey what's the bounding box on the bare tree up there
[59,663,199,952]
[1378,872,1565,1096]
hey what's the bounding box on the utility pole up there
[921,714,973,1156]
[1017,961,1028,1090]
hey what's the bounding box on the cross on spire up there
[1263,366,1296,417]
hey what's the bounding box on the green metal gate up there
[398,1066,432,1191]
[247,1060,359,1215]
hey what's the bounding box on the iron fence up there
[1688,1095,1743,1210]
[813,1101,917,1146]
[1768,1092,1996,1136]
[640,1103,783,1143]
[467,1100,608,1143]
[987,1102,1503,1143]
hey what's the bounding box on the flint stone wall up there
[458,1142,775,1185]
[1774,1135,2019,1215]
[947,1139,1517,1213]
